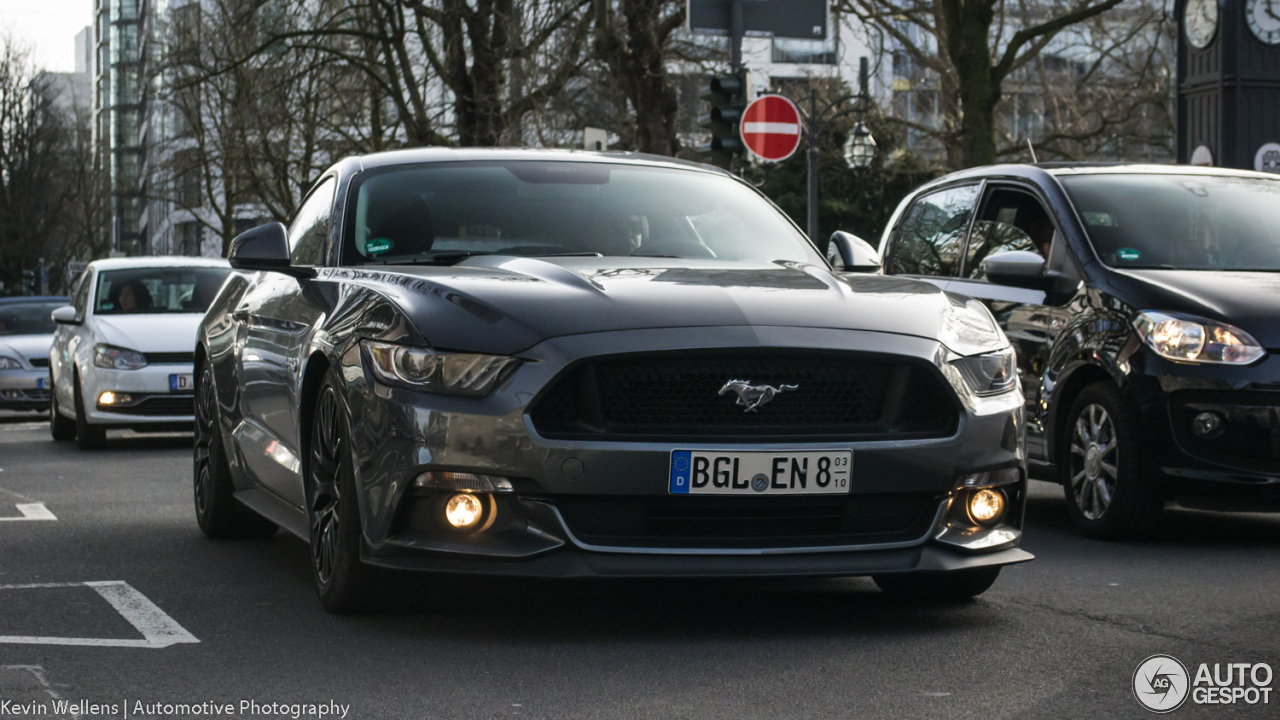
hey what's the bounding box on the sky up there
[0,0,93,73]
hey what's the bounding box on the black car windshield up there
[1060,173,1280,270]
[342,161,819,265]
[95,268,231,315]
[0,301,64,335]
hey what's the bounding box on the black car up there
[855,163,1280,539]
[196,148,1031,612]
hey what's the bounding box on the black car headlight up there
[94,344,148,370]
[1133,311,1265,365]
[951,347,1017,396]
[361,340,519,396]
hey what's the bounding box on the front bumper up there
[0,369,50,410]
[343,326,1030,578]
[78,362,196,426]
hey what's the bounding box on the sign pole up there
[730,0,744,71]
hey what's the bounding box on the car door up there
[881,183,982,292]
[233,177,335,507]
[946,184,1080,463]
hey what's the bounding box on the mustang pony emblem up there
[718,379,798,412]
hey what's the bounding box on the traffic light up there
[699,71,749,168]
[20,269,36,295]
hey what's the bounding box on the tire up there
[73,373,106,450]
[194,362,277,540]
[1059,381,1162,540]
[50,379,76,441]
[307,373,376,613]
[872,567,1002,603]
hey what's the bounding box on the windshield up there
[1060,174,1280,271]
[95,268,231,315]
[342,161,819,266]
[0,301,65,335]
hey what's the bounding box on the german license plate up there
[669,450,852,495]
[169,374,194,392]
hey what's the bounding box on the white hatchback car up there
[50,257,232,448]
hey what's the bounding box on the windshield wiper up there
[530,252,603,258]
[373,252,487,266]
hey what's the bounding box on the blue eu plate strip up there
[669,451,692,494]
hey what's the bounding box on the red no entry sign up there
[740,94,802,162]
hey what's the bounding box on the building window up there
[771,36,838,65]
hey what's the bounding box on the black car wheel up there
[872,567,1001,603]
[307,375,375,613]
[50,379,75,441]
[194,363,277,539]
[73,372,106,450]
[1061,381,1161,540]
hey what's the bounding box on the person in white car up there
[49,257,231,449]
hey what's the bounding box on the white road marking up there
[0,665,81,719]
[0,502,57,521]
[0,581,199,648]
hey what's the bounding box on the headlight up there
[1133,311,1265,365]
[0,356,22,370]
[951,347,1017,396]
[94,344,148,370]
[361,340,519,396]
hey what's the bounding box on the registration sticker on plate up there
[669,450,852,495]
[169,374,194,392]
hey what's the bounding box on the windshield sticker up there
[1117,247,1141,261]
[365,237,394,256]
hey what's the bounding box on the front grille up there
[27,358,49,368]
[23,388,50,400]
[144,352,195,365]
[1169,391,1280,474]
[530,350,959,441]
[553,493,940,549]
[110,394,195,416]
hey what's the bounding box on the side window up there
[288,177,337,266]
[966,187,1055,279]
[72,273,91,318]
[887,185,980,277]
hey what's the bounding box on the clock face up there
[1184,0,1218,49]
[1247,0,1280,44]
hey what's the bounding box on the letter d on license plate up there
[169,374,194,391]
[669,450,852,495]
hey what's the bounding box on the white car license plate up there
[169,374,194,392]
[669,450,852,495]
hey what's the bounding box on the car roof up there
[0,295,69,304]
[929,162,1280,186]
[346,146,731,177]
[86,256,231,271]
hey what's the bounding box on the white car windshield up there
[342,161,819,266]
[0,301,64,335]
[95,268,231,315]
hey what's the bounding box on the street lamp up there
[805,56,876,241]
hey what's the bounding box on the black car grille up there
[24,388,50,400]
[144,352,195,365]
[529,350,959,441]
[553,493,940,549]
[111,394,195,416]
[27,357,49,368]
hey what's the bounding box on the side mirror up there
[827,231,880,273]
[51,306,78,325]
[228,222,302,274]
[982,250,1056,290]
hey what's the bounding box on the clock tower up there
[1177,0,1280,172]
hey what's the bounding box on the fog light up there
[444,493,484,529]
[967,488,1006,526]
[98,391,131,406]
[1193,411,1224,439]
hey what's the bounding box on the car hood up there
[0,334,55,364]
[335,257,1001,356]
[91,314,205,353]
[1112,269,1280,349]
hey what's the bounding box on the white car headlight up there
[0,355,22,370]
[361,340,519,396]
[951,347,1017,397]
[94,344,148,370]
[1133,311,1265,365]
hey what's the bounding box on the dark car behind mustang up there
[195,149,1031,612]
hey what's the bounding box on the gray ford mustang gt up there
[195,148,1032,612]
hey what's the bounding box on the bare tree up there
[838,0,1129,168]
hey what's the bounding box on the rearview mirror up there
[982,250,1054,290]
[51,306,78,325]
[228,223,305,275]
[827,231,880,273]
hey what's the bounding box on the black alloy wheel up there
[1060,381,1161,540]
[73,372,106,450]
[307,375,374,613]
[50,376,75,441]
[194,362,276,539]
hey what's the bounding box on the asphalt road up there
[1,410,1277,720]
